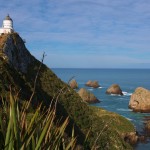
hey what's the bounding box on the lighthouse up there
[0,15,14,35]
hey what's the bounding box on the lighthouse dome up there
[4,15,13,21]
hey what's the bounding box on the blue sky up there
[0,0,150,68]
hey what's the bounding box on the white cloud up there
[1,0,150,68]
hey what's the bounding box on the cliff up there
[0,33,135,149]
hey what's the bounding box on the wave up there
[109,91,132,96]
[108,92,132,97]
[102,106,108,108]
[88,88,93,91]
[117,108,132,112]
[126,117,133,121]
[110,94,122,96]
[88,87,103,90]
[121,115,133,121]
[98,87,103,89]
[122,91,132,96]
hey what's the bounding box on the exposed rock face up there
[145,120,150,134]
[129,87,150,112]
[2,33,33,73]
[145,120,150,136]
[85,80,100,88]
[123,132,146,145]
[69,79,78,89]
[124,132,138,145]
[106,84,123,95]
[78,88,100,103]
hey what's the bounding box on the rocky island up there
[106,84,123,95]
[85,80,100,88]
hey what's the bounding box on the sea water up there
[52,68,150,150]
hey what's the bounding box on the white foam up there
[117,108,132,112]
[122,91,127,94]
[98,87,103,89]
[126,117,133,121]
[89,87,103,89]
[121,115,133,121]
[88,89,93,91]
[110,94,121,96]
[122,91,132,96]
[102,106,108,108]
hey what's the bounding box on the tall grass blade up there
[4,109,12,149]
[35,118,51,150]
[65,138,76,150]
[10,91,21,149]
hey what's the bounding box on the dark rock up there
[124,132,138,145]
[123,131,147,145]
[138,135,146,143]
[3,33,32,73]
[145,120,150,137]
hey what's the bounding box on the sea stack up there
[106,84,123,95]
[78,88,100,103]
[129,87,150,112]
[85,80,100,88]
[69,79,78,89]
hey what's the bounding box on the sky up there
[0,0,150,68]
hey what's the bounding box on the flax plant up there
[0,90,76,150]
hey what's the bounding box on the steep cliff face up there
[0,33,135,149]
[2,33,32,73]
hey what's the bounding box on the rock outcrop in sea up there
[129,87,150,112]
[85,80,100,88]
[69,79,78,89]
[123,132,145,145]
[78,88,100,103]
[106,84,123,95]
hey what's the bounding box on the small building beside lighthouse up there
[0,15,14,35]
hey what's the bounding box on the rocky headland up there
[0,33,136,149]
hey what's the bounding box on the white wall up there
[3,20,13,29]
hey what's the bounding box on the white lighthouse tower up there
[0,15,14,35]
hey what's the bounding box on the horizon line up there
[51,67,150,69]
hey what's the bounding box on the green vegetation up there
[25,58,135,149]
[0,33,136,149]
[0,90,76,150]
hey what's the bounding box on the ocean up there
[52,68,150,150]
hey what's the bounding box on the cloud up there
[0,0,150,68]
